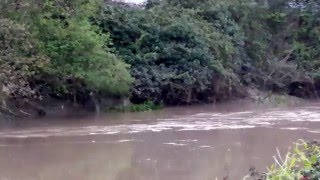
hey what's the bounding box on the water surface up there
[0,100,320,179]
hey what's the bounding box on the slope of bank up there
[0,0,320,119]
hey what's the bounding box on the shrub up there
[98,2,246,105]
[247,140,320,180]
[0,18,49,100]
[110,100,163,112]
[30,0,133,98]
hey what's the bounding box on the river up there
[0,100,320,180]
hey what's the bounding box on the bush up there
[0,18,49,100]
[98,2,246,105]
[1,0,320,112]
[246,140,320,180]
[110,100,163,112]
[31,0,133,97]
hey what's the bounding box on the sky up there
[123,0,146,4]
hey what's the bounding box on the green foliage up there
[97,0,320,105]
[0,18,49,99]
[0,0,135,116]
[266,140,320,180]
[31,0,132,96]
[1,0,320,111]
[111,101,163,112]
[98,2,245,105]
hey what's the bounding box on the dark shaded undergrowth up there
[1,0,320,116]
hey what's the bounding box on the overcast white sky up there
[124,0,146,4]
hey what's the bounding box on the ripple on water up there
[1,107,320,138]
[163,143,187,146]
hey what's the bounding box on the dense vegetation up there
[248,140,320,180]
[0,0,320,114]
[0,0,132,114]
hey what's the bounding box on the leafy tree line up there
[100,0,320,104]
[0,0,319,113]
[0,0,132,113]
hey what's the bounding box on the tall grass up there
[244,140,320,180]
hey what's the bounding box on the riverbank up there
[1,0,320,120]
[0,91,308,121]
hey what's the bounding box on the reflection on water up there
[0,100,320,179]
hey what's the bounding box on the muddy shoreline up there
[1,90,310,122]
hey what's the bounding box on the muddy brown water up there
[0,100,320,180]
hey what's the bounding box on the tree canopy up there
[0,0,320,110]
